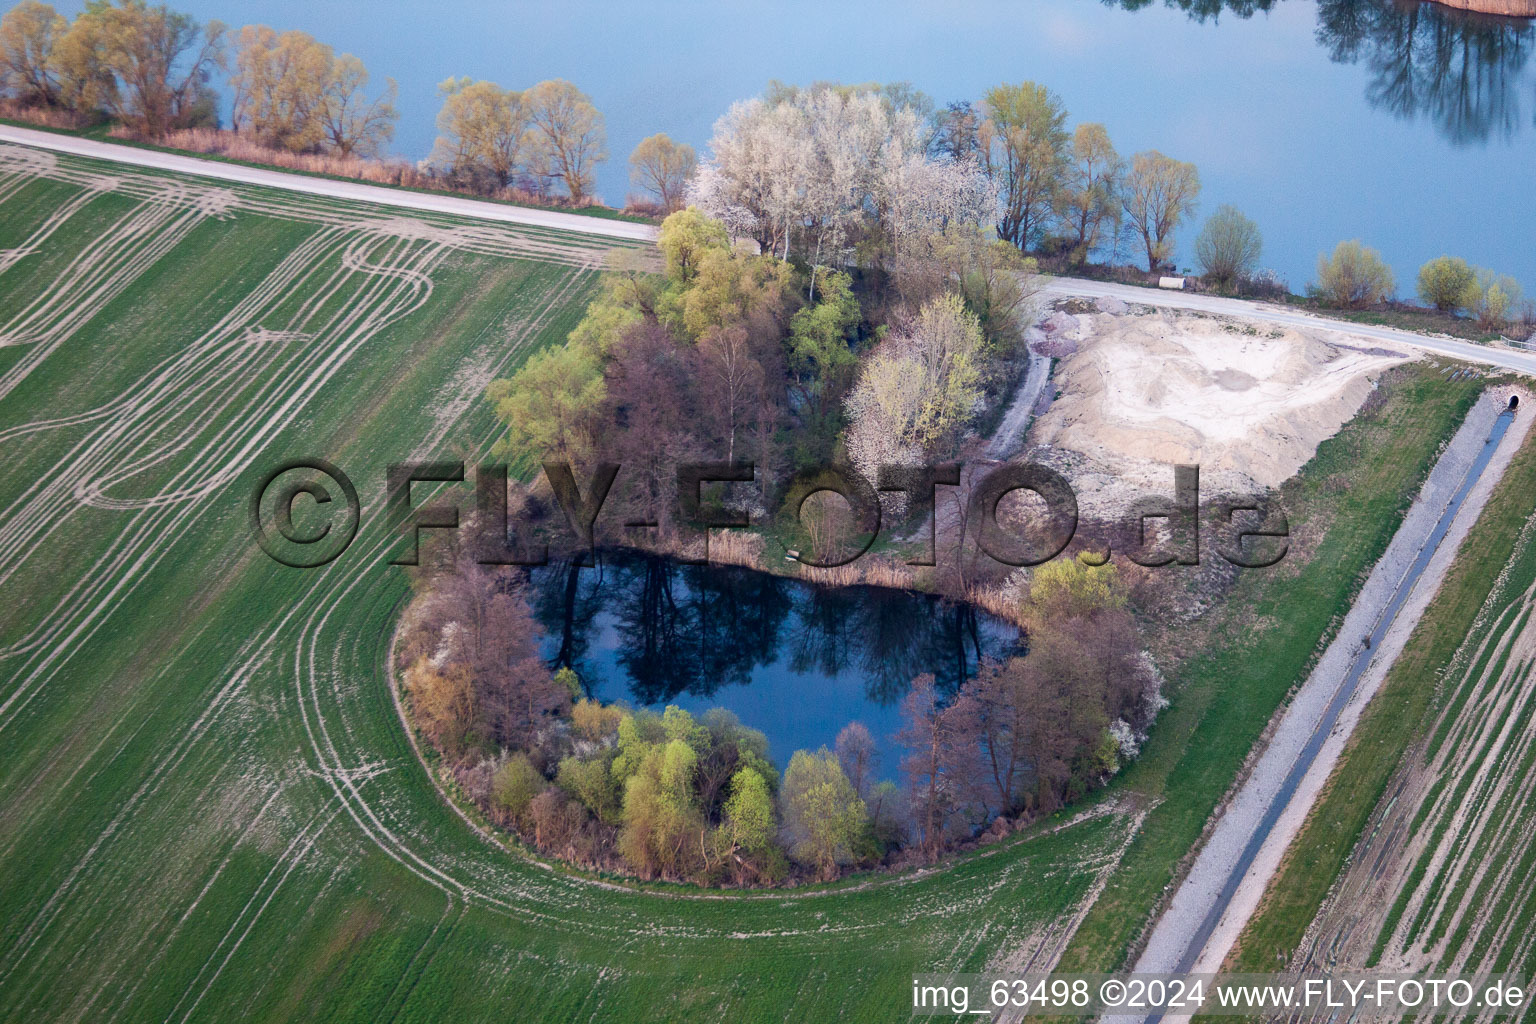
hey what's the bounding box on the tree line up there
[1308,240,1527,333]
[688,79,1212,276]
[0,0,695,209]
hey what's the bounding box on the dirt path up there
[986,346,1051,459]
[0,124,657,242]
[1128,388,1532,1006]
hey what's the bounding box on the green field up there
[0,144,1127,1023]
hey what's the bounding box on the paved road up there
[0,124,659,242]
[1043,278,1536,377]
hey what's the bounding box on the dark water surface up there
[106,0,1533,295]
[529,551,1017,770]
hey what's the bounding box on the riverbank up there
[4,124,1531,359]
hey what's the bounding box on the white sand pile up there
[1029,308,1412,510]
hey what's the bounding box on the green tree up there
[675,247,796,340]
[610,708,666,784]
[1416,255,1475,311]
[1121,150,1200,272]
[980,81,1069,251]
[657,206,729,285]
[787,269,860,412]
[486,342,606,464]
[906,292,983,447]
[1194,204,1262,290]
[617,738,703,878]
[662,704,711,758]
[844,292,984,484]
[553,666,581,700]
[1315,240,1395,308]
[1028,556,1127,619]
[629,132,696,212]
[1462,268,1521,331]
[779,747,868,880]
[0,1,67,106]
[927,226,1042,355]
[722,767,775,854]
[557,753,621,823]
[492,753,546,826]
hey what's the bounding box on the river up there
[46,0,1533,300]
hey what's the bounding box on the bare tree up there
[628,132,695,211]
[897,674,976,859]
[89,1,226,137]
[428,77,527,189]
[696,324,762,463]
[318,53,397,156]
[835,721,879,797]
[523,78,607,202]
[1055,123,1123,265]
[0,1,67,106]
[1121,150,1201,272]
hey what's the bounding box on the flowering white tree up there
[844,350,926,486]
[881,154,996,265]
[844,293,984,486]
[688,85,996,283]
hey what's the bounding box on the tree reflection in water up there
[1110,0,1533,144]
[529,551,1012,708]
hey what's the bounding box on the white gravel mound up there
[1030,309,1412,506]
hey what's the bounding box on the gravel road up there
[1043,279,1536,378]
[0,124,658,241]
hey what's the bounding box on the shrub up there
[1417,256,1475,312]
[1462,269,1522,333]
[557,753,622,824]
[1194,204,1262,290]
[1315,240,1395,308]
[491,753,545,825]
[1238,268,1289,301]
[779,748,868,880]
[570,698,622,743]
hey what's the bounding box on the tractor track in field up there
[0,160,608,996]
[1288,546,1536,997]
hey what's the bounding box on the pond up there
[527,551,1019,773]
[137,0,1532,298]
